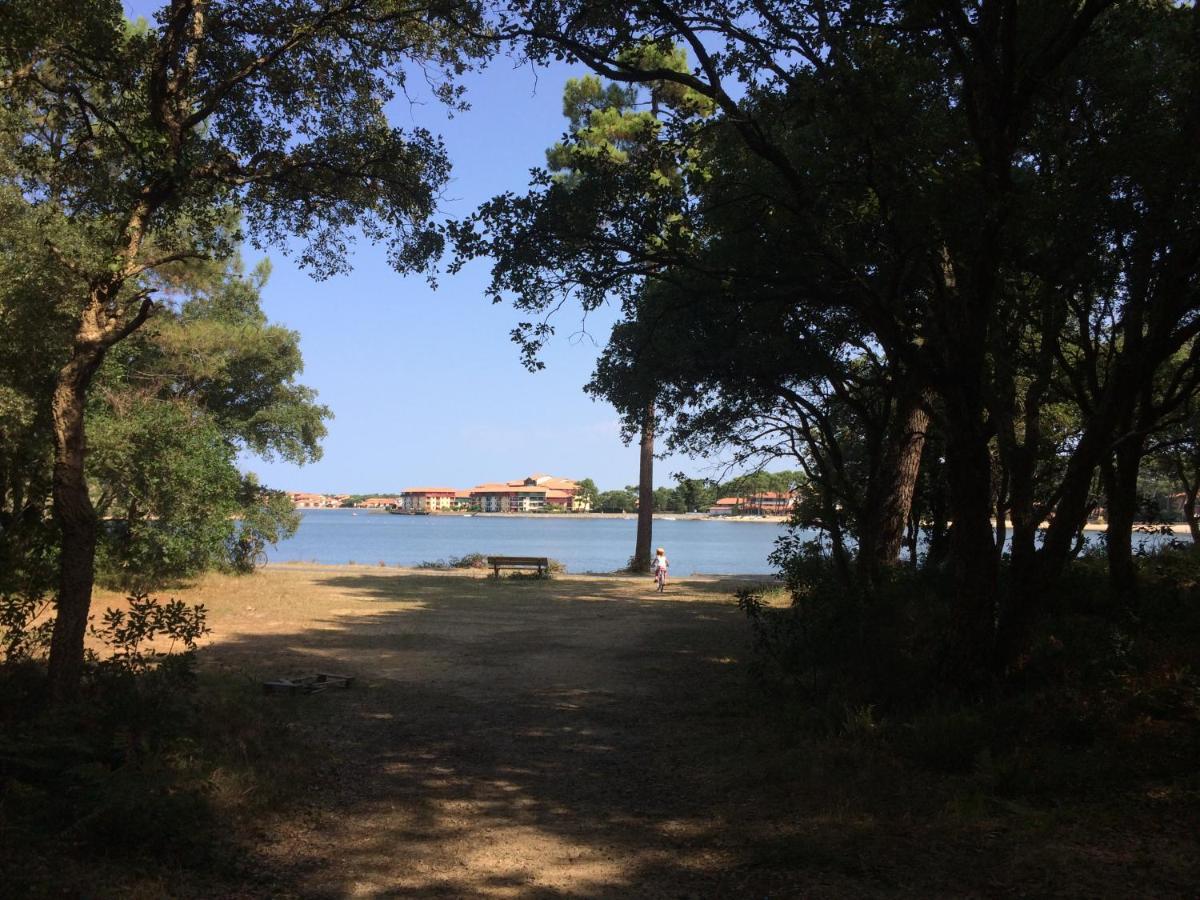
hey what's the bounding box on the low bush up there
[416,552,489,570]
[738,541,1200,808]
[504,558,565,579]
[452,552,489,569]
[0,590,306,892]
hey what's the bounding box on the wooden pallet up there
[262,672,356,695]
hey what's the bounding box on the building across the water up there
[291,475,591,513]
[287,491,338,508]
[399,488,458,512]
[468,474,591,513]
[708,491,795,516]
[356,496,401,509]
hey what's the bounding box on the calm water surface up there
[267,510,1179,575]
[267,509,787,574]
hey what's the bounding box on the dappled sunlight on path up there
[186,570,793,896]
[99,568,1199,897]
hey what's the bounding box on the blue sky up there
[123,4,754,493]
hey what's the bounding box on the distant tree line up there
[584,471,803,514]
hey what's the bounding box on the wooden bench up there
[487,555,550,578]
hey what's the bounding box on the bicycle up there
[654,565,667,592]
[233,533,269,572]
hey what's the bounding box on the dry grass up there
[69,566,1199,898]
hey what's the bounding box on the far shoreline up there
[320,509,792,523]
[313,508,1197,534]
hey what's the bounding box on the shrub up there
[0,592,54,664]
[901,706,993,773]
[736,558,940,718]
[89,593,211,677]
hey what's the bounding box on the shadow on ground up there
[191,572,1197,898]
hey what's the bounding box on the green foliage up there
[416,552,489,570]
[88,592,210,677]
[673,476,715,512]
[597,488,636,512]
[741,535,1200,799]
[901,707,993,774]
[90,397,241,588]
[0,593,53,663]
[1,0,485,688]
[1,239,323,592]
[575,477,600,509]
[0,0,480,284]
[483,0,1200,677]
[226,481,299,574]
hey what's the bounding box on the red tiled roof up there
[402,487,458,495]
[713,492,794,505]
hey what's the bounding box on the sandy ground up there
[116,567,1197,899]
[185,568,795,898]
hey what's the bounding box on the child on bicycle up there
[651,547,669,591]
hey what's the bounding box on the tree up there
[575,477,600,511]
[484,0,1200,679]
[1,241,327,592]
[88,256,326,588]
[0,0,484,698]
[587,237,932,583]
[1142,355,1200,545]
[673,477,714,513]
[458,25,939,585]
[597,489,636,513]
[652,485,681,512]
[541,45,711,571]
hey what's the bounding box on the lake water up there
[267,510,1182,575]
[267,509,787,574]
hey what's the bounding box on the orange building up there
[287,491,336,508]
[469,474,590,512]
[708,491,795,516]
[357,496,400,509]
[400,488,459,512]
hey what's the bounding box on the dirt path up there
[198,569,806,897]
[148,568,1197,898]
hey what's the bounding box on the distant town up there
[286,472,799,517]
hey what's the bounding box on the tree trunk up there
[1185,489,1200,544]
[995,444,1042,669]
[924,477,950,571]
[859,388,932,580]
[631,403,654,573]
[1103,436,1144,599]
[1038,425,1109,582]
[45,338,107,701]
[940,403,999,687]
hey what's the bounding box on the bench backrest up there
[487,556,548,566]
